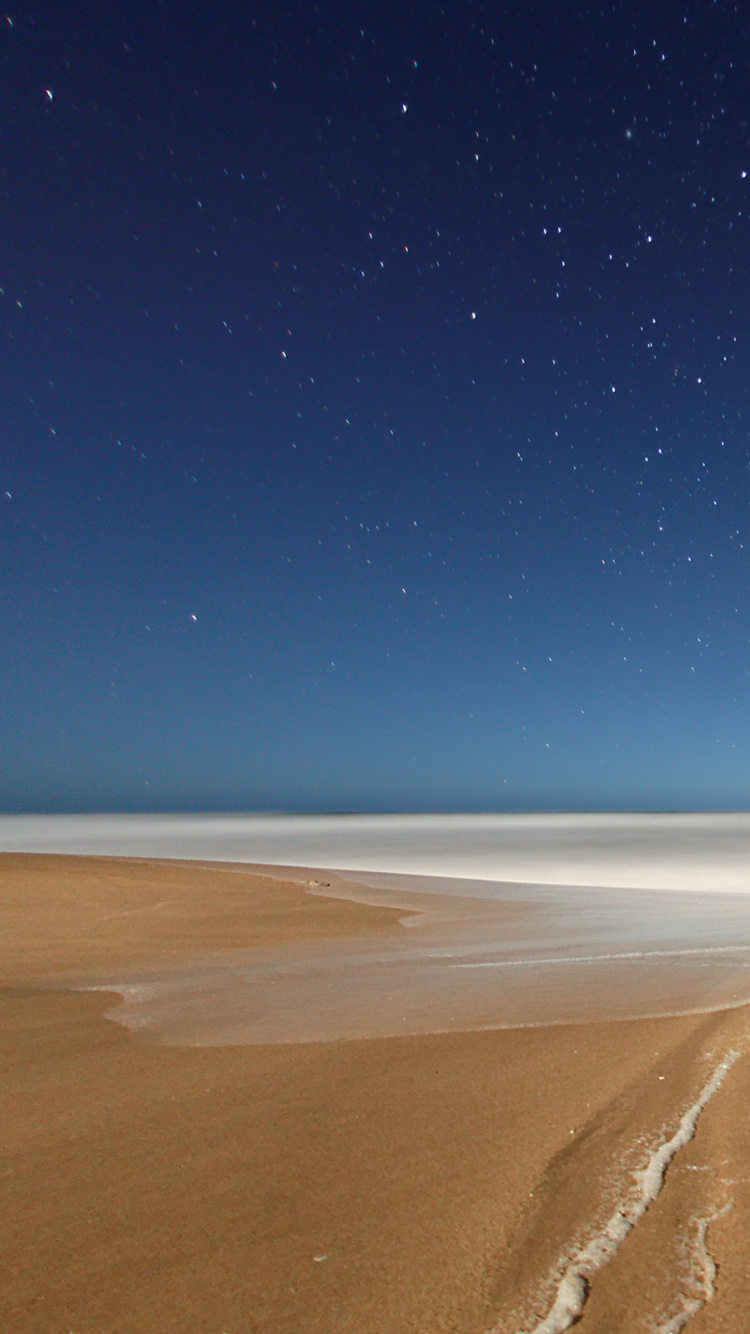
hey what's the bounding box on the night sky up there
[5,1,750,814]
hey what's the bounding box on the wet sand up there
[4,852,750,1332]
[66,860,750,1045]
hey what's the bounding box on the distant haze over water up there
[4,812,750,894]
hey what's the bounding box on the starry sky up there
[4,0,750,814]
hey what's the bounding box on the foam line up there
[654,1204,732,1333]
[453,944,750,969]
[510,1049,740,1334]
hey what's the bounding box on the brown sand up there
[2,853,750,1332]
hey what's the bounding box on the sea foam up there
[512,1050,740,1334]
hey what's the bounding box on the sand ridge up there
[3,852,750,1332]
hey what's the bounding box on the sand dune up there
[3,851,750,1332]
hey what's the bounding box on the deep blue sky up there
[4,0,750,812]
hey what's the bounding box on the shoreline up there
[6,810,750,893]
[19,853,750,1044]
[4,852,750,1331]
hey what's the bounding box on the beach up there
[4,839,750,1331]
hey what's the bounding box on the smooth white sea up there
[4,810,750,891]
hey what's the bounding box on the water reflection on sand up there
[5,813,750,1044]
[84,869,750,1045]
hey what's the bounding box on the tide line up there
[453,944,750,970]
[507,1048,740,1334]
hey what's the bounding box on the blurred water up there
[8,813,750,1042]
[77,866,750,1045]
[5,810,750,890]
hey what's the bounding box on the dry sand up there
[3,852,750,1332]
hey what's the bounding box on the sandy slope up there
[2,853,749,1333]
